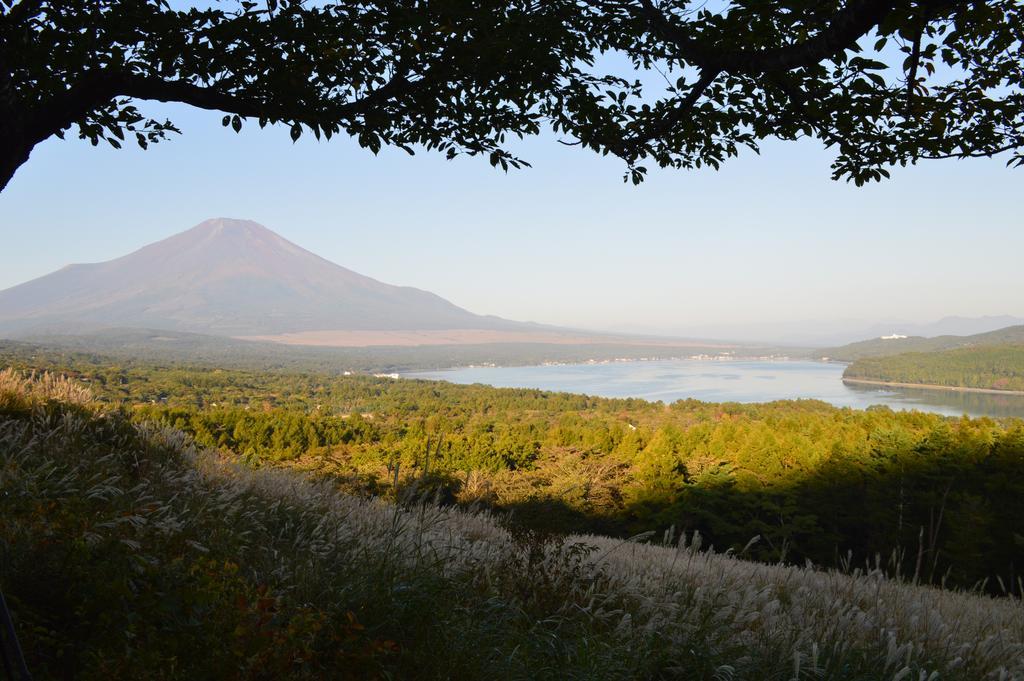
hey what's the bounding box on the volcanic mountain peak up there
[0,218,522,336]
[154,217,319,262]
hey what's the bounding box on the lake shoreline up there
[408,360,1024,418]
[416,354,817,373]
[842,377,1024,396]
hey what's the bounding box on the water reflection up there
[842,381,1024,419]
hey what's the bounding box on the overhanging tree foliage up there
[0,0,589,191]
[565,0,1024,184]
[0,0,1021,191]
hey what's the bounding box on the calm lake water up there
[407,359,1024,419]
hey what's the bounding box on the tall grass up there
[0,366,92,408]
[1,371,1022,679]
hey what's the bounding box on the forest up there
[0,332,761,373]
[844,344,1024,392]
[3,345,1023,595]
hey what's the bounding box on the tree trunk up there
[0,145,31,193]
[0,117,33,194]
[0,63,30,193]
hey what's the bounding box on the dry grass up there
[584,533,1024,679]
[2,370,1022,679]
[0,367,93,407]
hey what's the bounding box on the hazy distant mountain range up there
[622,316,1024,347]
[0,218,749,355]
[1,217,1020,354]
[0,218,533,337]
[821,325,1024,362]
[857,316,1024,341]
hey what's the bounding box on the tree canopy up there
[0,0,588,190]
[1,0,1021,191]
[569,0,1024,184]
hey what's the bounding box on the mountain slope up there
[820,325,1024,361]
[0,218,526,336]
[856,315,1024,340]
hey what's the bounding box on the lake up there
[406,359,1024,419]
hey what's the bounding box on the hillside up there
[820,325,1024,361]
[856,315,1024,340]
[844,344,1024,392]
[0,218,529,336]
[2,371,1022,679]
[4,344,1024,595]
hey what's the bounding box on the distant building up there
[880,334,908,340]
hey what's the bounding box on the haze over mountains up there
[0,218,535,338]
[821,324,1024,361]
[0,217,739,355]
[616,316,1024,347]
[1,217,1020,352]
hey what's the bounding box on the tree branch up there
[904,18,924,112]
[628,67,721,147]
[634,0,906,73]
[23,70,417,150]
[1,0,46,28]
[920,141,1024,160]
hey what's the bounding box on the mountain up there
[856,315,1024,340]
[0,218,530,337]
[820,325,1024,362]
[603,315,1024,347]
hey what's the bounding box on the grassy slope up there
[821,325,1024,362]
[844,344,1024,391]
[2,372,1023,680]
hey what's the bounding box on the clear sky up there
[1,97,1021,341]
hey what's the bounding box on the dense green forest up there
[845,345,1024,392]
[3,346,1024,595]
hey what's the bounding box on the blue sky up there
[1,98,1021,339]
